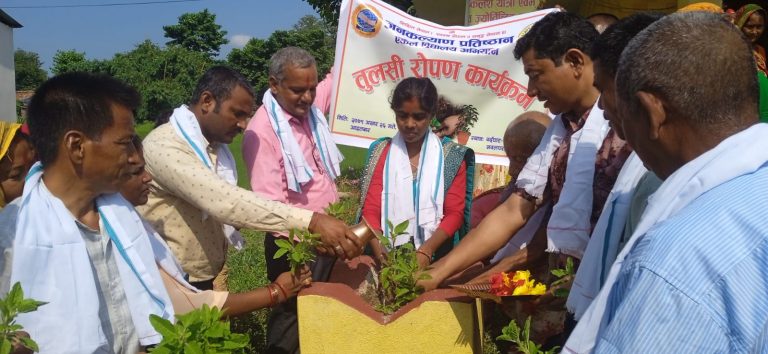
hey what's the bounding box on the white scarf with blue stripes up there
[263,90,343,193]
[11,163,175,352]
[382,132,445,248]
[169,105,245,250]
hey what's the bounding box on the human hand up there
[11,331,33,354]
[369,238,388,264]
[274,266,312,301]
[416,249,432,269]
[416,269,441,292]
[308,213,364,259]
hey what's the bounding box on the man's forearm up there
[430,194,536,283]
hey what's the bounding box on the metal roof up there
[0,9,22,28]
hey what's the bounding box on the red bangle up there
[274,282,289,301]
[416,250,432,260]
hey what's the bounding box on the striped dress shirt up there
[595,166,768,353]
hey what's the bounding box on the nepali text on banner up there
[330,0,554,165]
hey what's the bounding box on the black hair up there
[153,109,173,128]
[513,11,599,65]
[436,96,461,122]
[389,77,439,116]
[27,72,140,166]
[617,12,758,129]
[591,13,664,77]
[188,66,254,112]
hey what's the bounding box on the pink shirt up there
[242,71,338,216]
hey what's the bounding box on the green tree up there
[14,49,47,90]
[111,40,214,122]
[227,15,334,105]
[163,9,228,57]
[303,0,414,27]
[50,49,111,75]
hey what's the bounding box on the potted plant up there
[296,220,480,354]
[149,304,249,353]
[455,105,479,145]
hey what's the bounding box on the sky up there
[3,0,320,71]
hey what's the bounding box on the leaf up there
[395,287,409,298]
[149,346,173,354]
[274,239,292,249]
[394,220,409,236]
[184,341,204,354]
[272,248,288,259]
[553,288,570,298]
[0,339,11,354]
[17,299,46,313]
[550,269,567,278]
[19,336,39,352]
[149,314,177,338]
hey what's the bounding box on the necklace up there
[410,159,419,179]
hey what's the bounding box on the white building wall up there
[0,23,16,122]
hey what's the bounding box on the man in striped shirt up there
[565,12,768,353]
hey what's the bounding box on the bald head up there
[588,13,619,33]
[618,11,757,130]
[504,111,551,180]
[617,11,758,179]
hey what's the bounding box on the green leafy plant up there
[149,304,249,354]
[273,229,321,273]
[497,316,558,354]
[375,220,431,314]
[456,104,479,134]
[324,198,357,224]
[0,282,46,354]
[549,256,575,298]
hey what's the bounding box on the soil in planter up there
[355,267,383,310]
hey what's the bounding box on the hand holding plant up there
[273,229,321,273]
[308,213,363,259]
[0,282,46,354]
[274,265,313,300]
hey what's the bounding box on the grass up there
[226,230,271,352]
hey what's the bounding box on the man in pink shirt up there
[242,47,342,354]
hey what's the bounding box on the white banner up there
[330,0,554,165]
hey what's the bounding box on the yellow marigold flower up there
[512,270,531,283]
[529,283,547,295]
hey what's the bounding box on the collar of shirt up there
[560,107,591,133]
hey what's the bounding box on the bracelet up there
[267,284,278,307]
[274,282,289,301]
[416,250,432,260]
